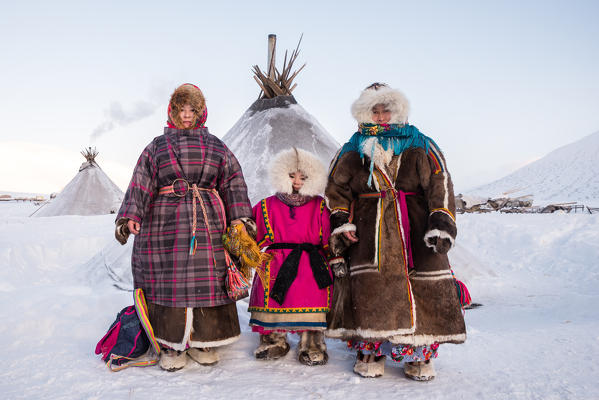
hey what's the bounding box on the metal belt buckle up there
[172,178,190,197]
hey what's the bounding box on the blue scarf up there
[335,123,438,186]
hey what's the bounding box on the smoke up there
[91,100,158,140]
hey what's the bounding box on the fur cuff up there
[331,223,356,237]
[329,223,356,257]
[330,210,350,232]
[427,210,457,238]
[423,229,455,252]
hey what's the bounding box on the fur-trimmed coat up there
[325,140,466,346]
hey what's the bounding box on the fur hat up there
[350,82,410,124]
[168,83,207,129]
[269,148,327,196]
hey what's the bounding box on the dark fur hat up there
[168,83,206,129]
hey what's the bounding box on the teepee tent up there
[222,35,339,204]
[33,147,124,217]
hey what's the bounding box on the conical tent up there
[222,36,339,204]
[33,148,124,217]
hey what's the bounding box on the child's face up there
[289,171,306,193]
[179,104,196,128]
[371,104,391,124]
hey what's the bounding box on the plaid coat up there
[117,127,252,308]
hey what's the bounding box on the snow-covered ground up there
[1,203,598,399]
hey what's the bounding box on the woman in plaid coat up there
[114,83,254,371]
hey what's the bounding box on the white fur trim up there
[410,274,453,281]
[373,198,381,265]
[326,325,416,339]
[423,229,455,251]
[331,223,356,236]
[188,334,240,348]
[351,86,410,124]
[156,308,194,351]
[412,270,453,276]
[360,138,394,169]
[388,333,467,346]
[443,172,449,210]
[268,148,327,196]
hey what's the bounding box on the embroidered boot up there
[298,331,328,366]
[159,348,187,372]
[254,332,290,360]
[187,347,219,366]
[404,359,436,381]
[353,350,386,378]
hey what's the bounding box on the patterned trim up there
[430,207,455,222]
[249,319,326,328]
[263,258,272,308]
[257,199,275,246]
[319,199,325,243]
[248,306,330,313]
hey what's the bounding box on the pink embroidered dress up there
[249,195,332,332]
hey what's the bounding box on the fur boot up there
[187,347,219,366]
[297,331,328,366]
[159,348,187,372]
[404,360,436,381]
[353,350,386,378]
[254,332,290,360]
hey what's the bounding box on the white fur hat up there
[268,148,327,196]
[350,83,410,124]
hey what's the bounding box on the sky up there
[1,0,598,195]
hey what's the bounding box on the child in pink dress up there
[248,148,333,365]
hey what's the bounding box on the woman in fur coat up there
[114,83,254,371]
[248,148,333,365]
[325,83,466,380]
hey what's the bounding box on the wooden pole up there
[267,34,276,80]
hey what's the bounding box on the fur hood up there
[168,83,207,129]
[269,148,327,196]
[351,84,410,124]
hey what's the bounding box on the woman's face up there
[371,104,391,124]
[289,171,306,193]
[178,104,196,128]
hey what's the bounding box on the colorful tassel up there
[454,279,472,307]
[450,268,472,307]
[224,252,250,300]
[189,235,197,255]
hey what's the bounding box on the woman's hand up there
[127,219,141,235]
[343,231,359,243]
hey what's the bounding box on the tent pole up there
[267,34,276,80]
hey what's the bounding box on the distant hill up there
[467,131,599,205]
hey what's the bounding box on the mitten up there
[424,230,453,254]
[329,258,348,278]
[115,218,130,245]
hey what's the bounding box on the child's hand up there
[343,231,359,243]
[230,219,247,233]
[128,220,141,235]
